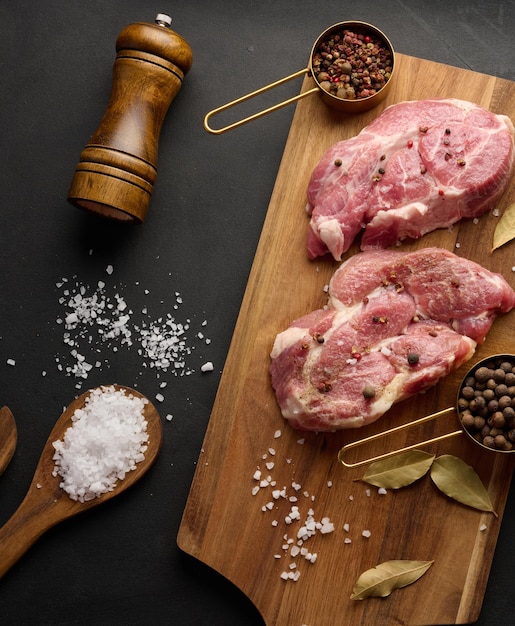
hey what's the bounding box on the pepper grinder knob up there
[67,14,193,223]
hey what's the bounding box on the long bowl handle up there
[203,68,316,134]
[338,407,463,468]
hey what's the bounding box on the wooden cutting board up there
[177,53,515,625]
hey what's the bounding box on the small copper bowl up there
[204,20,395,133]
[458,354,515,455]
[308,21,395,114]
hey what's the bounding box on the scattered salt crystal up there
[343,523,350,532]
[344,538,352,544]
[327,481,332,487]
[155,393,164,402]
[251,486,260,496]
[6,359,15,366]
[319,519,335,534]
[266,461,275,470]
[55,276,212,382]
[274,430,281,438]
[365,488,371,497]
[268,447,276,455]
[253,469,262,480]
[378,487,387,495]
[165,414,173,422]
[200,361,214,372]
[296,438,305,445]
[492,208,499,217]
[362,530,371,538]
[480,523,487,532]
[455,242,460,249]
[106,265,114,275]
[288,506,301,521]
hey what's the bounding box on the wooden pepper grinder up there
[68,14,193,222]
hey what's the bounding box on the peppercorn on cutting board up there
[178,53,515,625]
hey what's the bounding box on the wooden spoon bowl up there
[0,385,162,580]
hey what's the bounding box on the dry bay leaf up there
[350,559,434,600]
[492,202,515,252]
[430,454,497,516]
[360,450,435,489]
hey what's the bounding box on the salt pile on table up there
[52,386,149,502]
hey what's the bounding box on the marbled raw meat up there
[306,99,514,260]
[270,248,515,431]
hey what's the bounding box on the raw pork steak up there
[270,248,515,431]
[306,99,514,260]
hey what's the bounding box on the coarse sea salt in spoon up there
[0,385,162,580]
[0,406,17,476]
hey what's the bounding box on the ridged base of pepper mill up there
[68,156,155,223]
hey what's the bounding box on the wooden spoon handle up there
[0,490,57,579]
[0,406,17,475]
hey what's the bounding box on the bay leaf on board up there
[492,202,515,252]
[360,450,435,489]
[430,454,497,515]
[350,560,434,600]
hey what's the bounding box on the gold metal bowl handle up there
[338,407,463,468]
[203,68,317,134]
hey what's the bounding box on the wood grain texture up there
[177,54,515,626]
[0,407,17,476]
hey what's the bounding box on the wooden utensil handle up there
[0,491,55,579]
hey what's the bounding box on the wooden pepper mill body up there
[68,16,193,222]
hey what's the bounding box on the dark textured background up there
[0,1,514,624]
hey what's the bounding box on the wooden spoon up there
[0,406,17,475]
[0,385,162,580]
